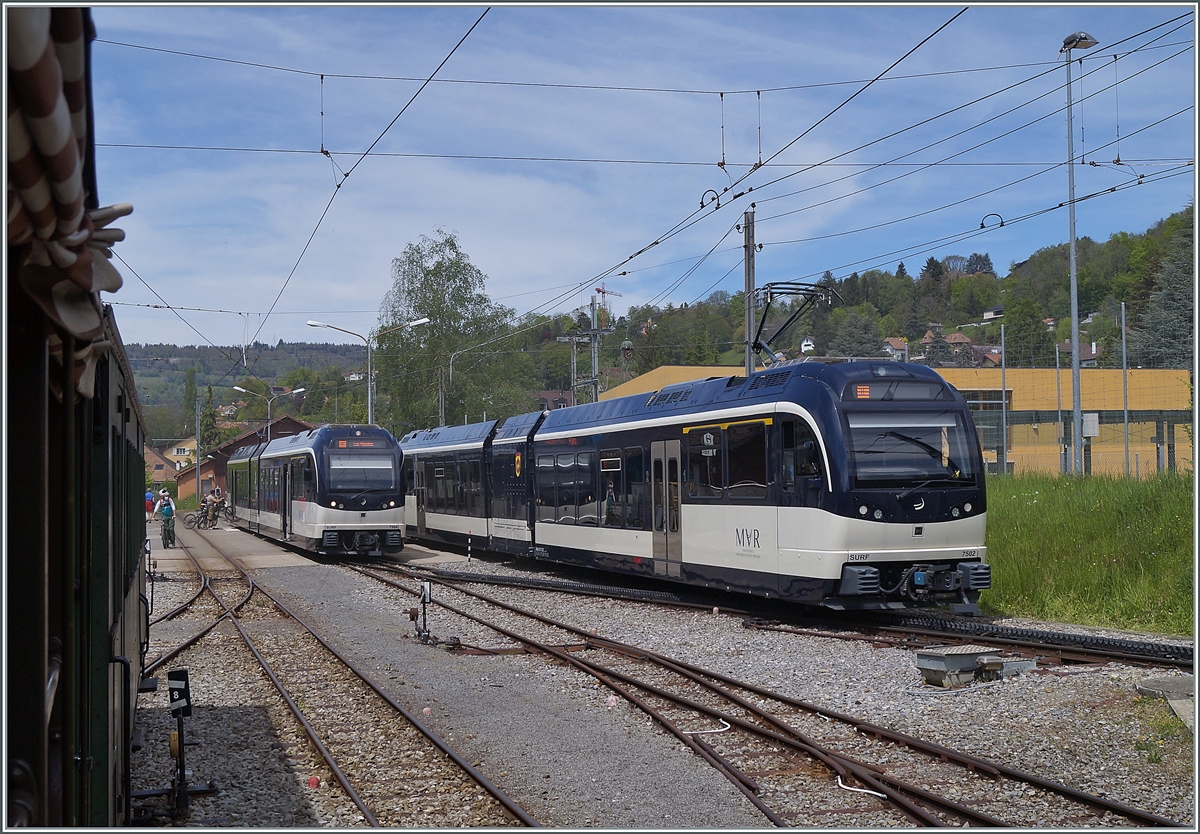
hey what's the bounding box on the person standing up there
[145,489,154,523]
[153,489,176,547]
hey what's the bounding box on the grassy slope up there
[982,473,1195,636]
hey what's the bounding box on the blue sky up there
[89,3,1195,349]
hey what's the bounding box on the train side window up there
[577,451,597,526]
[469,459,482,517]
[456,459,467,515]
[727,422,767,500]
[782,418,823,495]
[623,447,645,529]
[556,453,576,524]
[600,449,622,527]
[652,457,664,531]
[686,427,723,499]
[536,455,555,522]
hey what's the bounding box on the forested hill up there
[128,341,366,408]
[130,205,1192,445]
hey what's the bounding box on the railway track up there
[354,559,1187,828]
[137,528,536,827]
[418,561,1193,669]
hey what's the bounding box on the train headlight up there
[859,505,868,516]
[951,507,961,518]
[330,500,337,507]
[872,509,883,520]
[963,502,972,513]
[389,500,395,507]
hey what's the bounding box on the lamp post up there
[307,317,429,425]
[234,386,305,443]
[1061,30,1098,475]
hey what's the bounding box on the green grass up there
[981,472,1194,636]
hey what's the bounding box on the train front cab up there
[813,364,991,613]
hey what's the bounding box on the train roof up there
[228,423,398,461]
[494,410,543,442]
[394,362,960,451]
[398,420,497,452]
[537,360,954,434]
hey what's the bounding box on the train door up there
[415,460,428,536]
[280,465,290,539]
[651,439,682,577]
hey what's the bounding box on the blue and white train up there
[227,424,405,556]
[400,360,992,614]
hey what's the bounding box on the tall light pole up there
[1061,30,1098,475]
[307,317,429,425]
[234,386,305,443]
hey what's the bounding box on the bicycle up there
[160,515,176,548]
[182,512,198,530]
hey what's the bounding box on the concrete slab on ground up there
[393,542,468,567]
[1136,675,1194,732]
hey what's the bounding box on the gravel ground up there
[131,544,1194,828]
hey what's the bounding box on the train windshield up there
[326,452,397,492]
[845,410,977,488]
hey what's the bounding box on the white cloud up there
[90,4,1195,347]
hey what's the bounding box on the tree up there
[826,308,882,358]
[199,387,219,450]
[1133,223,1194,369]
[1004,297,1056,367]
[375,229,531,434]
[895,261,909,280]
[923,327,953,367]
[965,252,995,275]
[182,367,197,430]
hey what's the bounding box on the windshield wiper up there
[881,430,964,477]
[895,476,972,501]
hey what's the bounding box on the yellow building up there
[160,435,197,468]
[601,364,1193,477]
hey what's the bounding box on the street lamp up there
[1061,30,1098,474]
[307,317,429,425]
[234,385,305,443]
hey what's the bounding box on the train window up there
[329,452,397,493]
[667,457,680,533]
[469,460,482,517]
[600,450,622,527]
[623,447,645,529]
[577,451,597,526]
[652,458,664,531]
[536,455,555,522]
[782,419,822,494]
[456,460,467,515]
[686,427,723,499]
[556,453,576,524]
[727,422,767,500]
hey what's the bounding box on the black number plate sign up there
[167,669,192,717]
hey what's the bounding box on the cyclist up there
[203,489,222,528]
[153,489,176,547]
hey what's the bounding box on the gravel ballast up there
[131,542,1194,827]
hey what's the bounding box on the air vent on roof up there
[748,370,791,391]
[646,389,693,407]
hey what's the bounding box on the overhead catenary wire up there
[91,28,1190,93]
[107,11,1190,385]
[236,8,490,386]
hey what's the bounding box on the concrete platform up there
[146,521,467,574]
[1136,675,1195,732]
